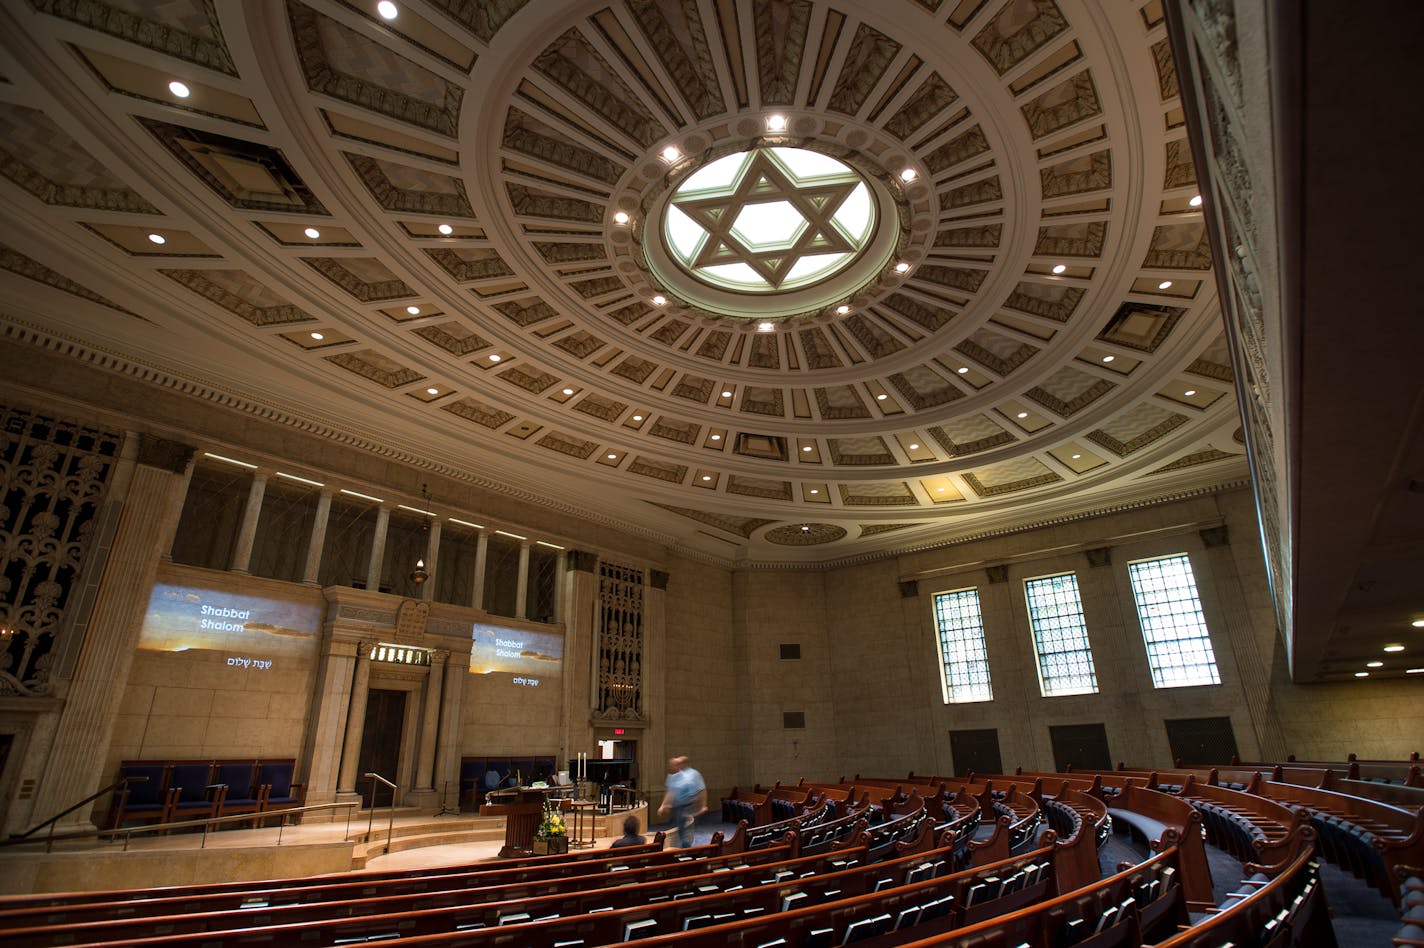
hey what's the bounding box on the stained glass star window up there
[662,147,875,293]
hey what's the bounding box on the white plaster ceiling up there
[0,0,1248,563]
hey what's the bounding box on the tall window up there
[1127,554,1222,687]
[932,588,993,703]
[1024,573,1099,696]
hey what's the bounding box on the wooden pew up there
[894,844,1190,947]
[0,844,867,946]
[1256,777,1424,905]
[1152,846,1335,948]
[60,841,1052,948]
[719,786,774,826]
[1177,773,1310,874]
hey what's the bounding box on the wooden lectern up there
[481,788,547,857]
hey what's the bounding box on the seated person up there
[609,814,645,849]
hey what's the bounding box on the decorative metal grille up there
[317,494,377,588]
[526,545,558,623]
[0,407,121,697]
[250,477,318,582]
[596,561,644,718]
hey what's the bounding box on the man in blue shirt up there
[658,755,706,848]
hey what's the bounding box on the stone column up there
[410,649,447,807]
[437,654,466,812]
[515,541,530,618]
[554,551,567,624]
[301,634,360,811]
[336,643,372,797]
[37,435,194,830]
[158,456,195,562]
[302,489,334,584]
[421,520,441,602]
[365,506,390,592]
[471,531,489,609]
[229,471,268,573]
[560,552,599,782]
[644,569,669,806]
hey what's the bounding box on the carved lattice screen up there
[0,407,121,696]
[597,561,644,718]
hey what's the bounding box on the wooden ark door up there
[356,689,406,807]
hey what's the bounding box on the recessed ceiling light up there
[1384,644,1406,652]
[606,453,618,460]
[426,387,438,395]
[1412,620,1424,628]
[1071,453,1082,460]
[899,168,917,182]
[377,1,398,19]
[1409,668,1424,674]
[662,145,681,162]
[1367,661,1384,668]
[767,114,787,131]
[309,331,324,341]
[147,233,166,245]
[168,80,190,98]
[1017,411,1028,419]
[1102,355,1115,363]
[801,525,810,533]
[836,305,850,315]
[721,390,732,398]
[632,414,643,421]
[562,388,574,396]
[1354,671,1369,678]
[1052,264,1067,274]
[908,443,919,450]
[802,445,813,452]
[1158,280,1173,289]
[809,489,818,494]
[488,354,501,362]
[438,223,453,235]
[1189,194,1203,207]
[957,366,969,374]
[876,393,887,401]
[758,321,774,332]
[702,475,712,481]
[1184,389,1197,397]
[613,211,630,225]
[652,294,667,306]
[711,434,722,440]
[895,262,911,273]
[406,305,420,315]
[937,487,945,492]
[304,227,320,239]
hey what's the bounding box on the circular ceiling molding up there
[765,523,849,545]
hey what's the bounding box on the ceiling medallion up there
[663,147,874,293]
[764,523,848,546]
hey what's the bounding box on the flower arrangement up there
[536,797,566,839]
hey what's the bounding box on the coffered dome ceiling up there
[0,0,1246,562]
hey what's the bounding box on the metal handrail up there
[9,776,146,850]
[0,801,360,853]
[364,772,397,854]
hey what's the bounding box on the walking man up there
[657,755,706,848]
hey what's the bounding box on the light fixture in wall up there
[409,483,432,586]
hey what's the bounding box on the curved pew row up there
[55,842,1057,948]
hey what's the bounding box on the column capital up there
[567,550,599,573]
[649,569,670,590]
[135,435,195,473]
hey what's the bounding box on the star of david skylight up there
[662,147,875,293]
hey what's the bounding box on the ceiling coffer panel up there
[347,155,474,215]
[956,329,1038,376]
[289,5,463,136]
[923,125,990,175]
[838,481,918,506]
[502,108,625,185]
[740,386,785,416]
[628,456,687,483]
[971,0,1070,75]
[1088,403,1189,457]
[826,23,901,117]
[498,364,559,393]
[414,321,492,355]
[1143,222,1213,270]
[628,0,726,119]
[652,503,775,537]
[427,247,517,282]
[935,223,1002,249]
[1004,282,1084,322]
[505,184,603,223]
[734,433,787,461]
[884,73,959,139]
[574,393,630,421]
[31,0,237,73]
[532,29,668,147]
[143,120,327,214]
[4,245,135,315]
[798,328,844,369]
[889,367,964,410]
[963,457,1062,496]
[552,329,605,358]
[829,436,894,465]
[1025,366,1114,417]
[1040,150,1111,198]
[424,0,532,43]
[815,386,870,420]
[304,258,412,301]
[726,476,793,501]
[1098,302,1184,353]
[843,314,904,359]
[493,297,559,327]
[752,0,812,106]
[1020,70,1102,140]
[536,430,599,458]
[0,105,159,212]
[161,270,313,326]
[326,349,424,388]
[884,293,956,332]
[930,415,1016,457]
